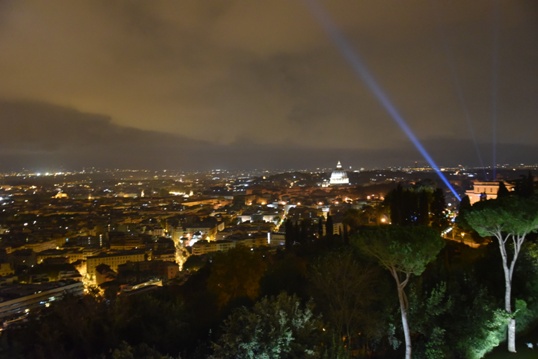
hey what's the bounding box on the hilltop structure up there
[329,161,350,186]
[465,181,515,205]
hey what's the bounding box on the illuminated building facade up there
[465,181,515,205]
[329,161,350,185]
[86,250,146,280]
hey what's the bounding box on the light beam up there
[305,0,461,201]
[433,0,487,177]
[490,0,500,180]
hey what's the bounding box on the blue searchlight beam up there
[305,0,461,201]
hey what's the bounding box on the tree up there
[0,293,116,358]
[285,219,294,250]
[111,341,180,359]
[207,246,267,309]
[260,252,308,298]
[317,216,324,238]
[325,215,334,238]
[309,249,380,353]
[299,219,310,245]
[113,292,188,355]
[458,195,472,215]
[360,205,379,226]
[212,293,327,359]
[342,208,362,233]
[496,181,510,198]
[354,226,444,359]
[385,184,430,226]
[514,171,534,198]
[386,184,405,225]
[464,196,538,353]
[408,282,452,358]
[455,195,472,233]
[417,191,430,226]
[430,188,448,231]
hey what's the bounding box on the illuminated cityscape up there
[0,163,537,357]
[1,0,537,358]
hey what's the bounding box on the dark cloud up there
[0,1,536,171]
[1,100,536,173]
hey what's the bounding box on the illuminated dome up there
[329,161,349,185]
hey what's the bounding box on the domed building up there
[329,161,349,185]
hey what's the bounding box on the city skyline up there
[1,1,537,171]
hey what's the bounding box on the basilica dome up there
[329,161,349,185]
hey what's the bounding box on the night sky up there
[1,1,537,171]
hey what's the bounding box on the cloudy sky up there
[0,0,536,171]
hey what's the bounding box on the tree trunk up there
[500,233,518,353]
[505,278,516,352]
[398,287,412,359]
[391,268,411,359]
[508,318,516,353]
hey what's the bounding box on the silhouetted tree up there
[455,195,472,231]
[496,181,510,198]
[111,341,180,359]
[386,184,405,225]
[285,219,294,250]
[417,191,430,226]
[430,188,448,231]
[325,215,334,239]
[207,246,267,309]
[260,253,308,298]
[299,219,309,245]
[514,171,534,198]
[360,205,379,226]
[342,208,362,233]
[309,249,379,354]
[317,216,324,238]
[114,292,188,355]
[386,184,431,226]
